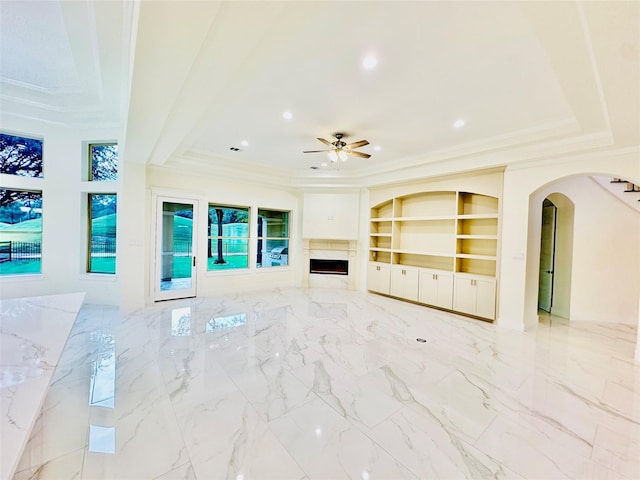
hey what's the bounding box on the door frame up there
[152,194,199,301]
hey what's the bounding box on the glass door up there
[154,197,198,301]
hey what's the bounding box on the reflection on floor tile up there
[13,288,640,479]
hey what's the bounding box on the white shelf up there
[394,249,454,257]
[370,217,393,222]
[457,213,499,220]
[456,234,498,240]
[456,253,497,261]
[370,233,392,237]
[394,215,456,222]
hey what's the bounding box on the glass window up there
[88,194,117,274]
[0,189,42,275]
[208,204,249,271]
[0,133,43,178]
[257,209,289,268]
[89,143,118,181]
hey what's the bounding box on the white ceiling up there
[1,1,638,186]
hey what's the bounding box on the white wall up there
[0,120,123,305]
[302,192,360,240]
[368,168,504,207]
[142,165,301,302]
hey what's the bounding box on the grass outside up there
[89,257,116,274]
[0,259,41,275]
[207,255,248,271]
[0,257,117,275]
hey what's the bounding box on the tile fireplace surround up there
[9,287,640,480]
[303,239,357,290]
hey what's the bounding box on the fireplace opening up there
[310,259,348,275]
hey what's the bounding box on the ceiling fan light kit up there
[303,132,371,165]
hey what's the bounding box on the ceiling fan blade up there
[347,150,371,159]
[346,140,369,149]
[303,149,331,153]
[317,137,333,147]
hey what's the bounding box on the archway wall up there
[497,147,640,331]
[534,179,638,324]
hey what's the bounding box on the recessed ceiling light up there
[240,140,249,147]
[373,145,382,152]
[453,119,465,128]
[362,54,378,70]
[282,111,293,120]
[321,162,328,167]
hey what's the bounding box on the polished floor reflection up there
[14,288,640,479]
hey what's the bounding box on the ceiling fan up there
[303,133,371,162]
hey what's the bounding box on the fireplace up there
[310,258,348,275]
[303,239,357,290]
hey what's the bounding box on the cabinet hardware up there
[193,256,196,267]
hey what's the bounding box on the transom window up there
[0,133,43,178]
[89,143,118,181]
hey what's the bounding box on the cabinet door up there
[418,270,438,306]
[367,263,390,294]
[453,277,476,315]
[390,266,419,301]
[435,272,454,309]
[475,278,496,319]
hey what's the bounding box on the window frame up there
[207,203,251,272]
[86,193,117,274]
[0,131,44,178]
[87,142,118,182]
[256,208,290,269]
[0,188,43,276]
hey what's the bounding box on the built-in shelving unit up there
[367,191,499,320]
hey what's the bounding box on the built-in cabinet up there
[390,265,419,301]
[368,191,499,320]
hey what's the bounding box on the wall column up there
[497,169,537,331]
[119,161,147,310]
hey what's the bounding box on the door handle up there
[193,256,196,267]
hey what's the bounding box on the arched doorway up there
[527,174,638,327]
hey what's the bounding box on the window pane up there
[0,189,42,275]
[208,205,249,271]
[90,143,118,181]
[257,209,289,238]
[0,133,43,178]
[257,209,289,268]
[88,194,117,274]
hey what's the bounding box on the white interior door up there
[154,197,198,301]
[538,200,557,312]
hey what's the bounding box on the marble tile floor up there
[13,288,640,479]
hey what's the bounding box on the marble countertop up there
[1,292,85,480]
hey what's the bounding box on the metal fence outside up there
[90,239,117,257]
[0,240,42,261]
